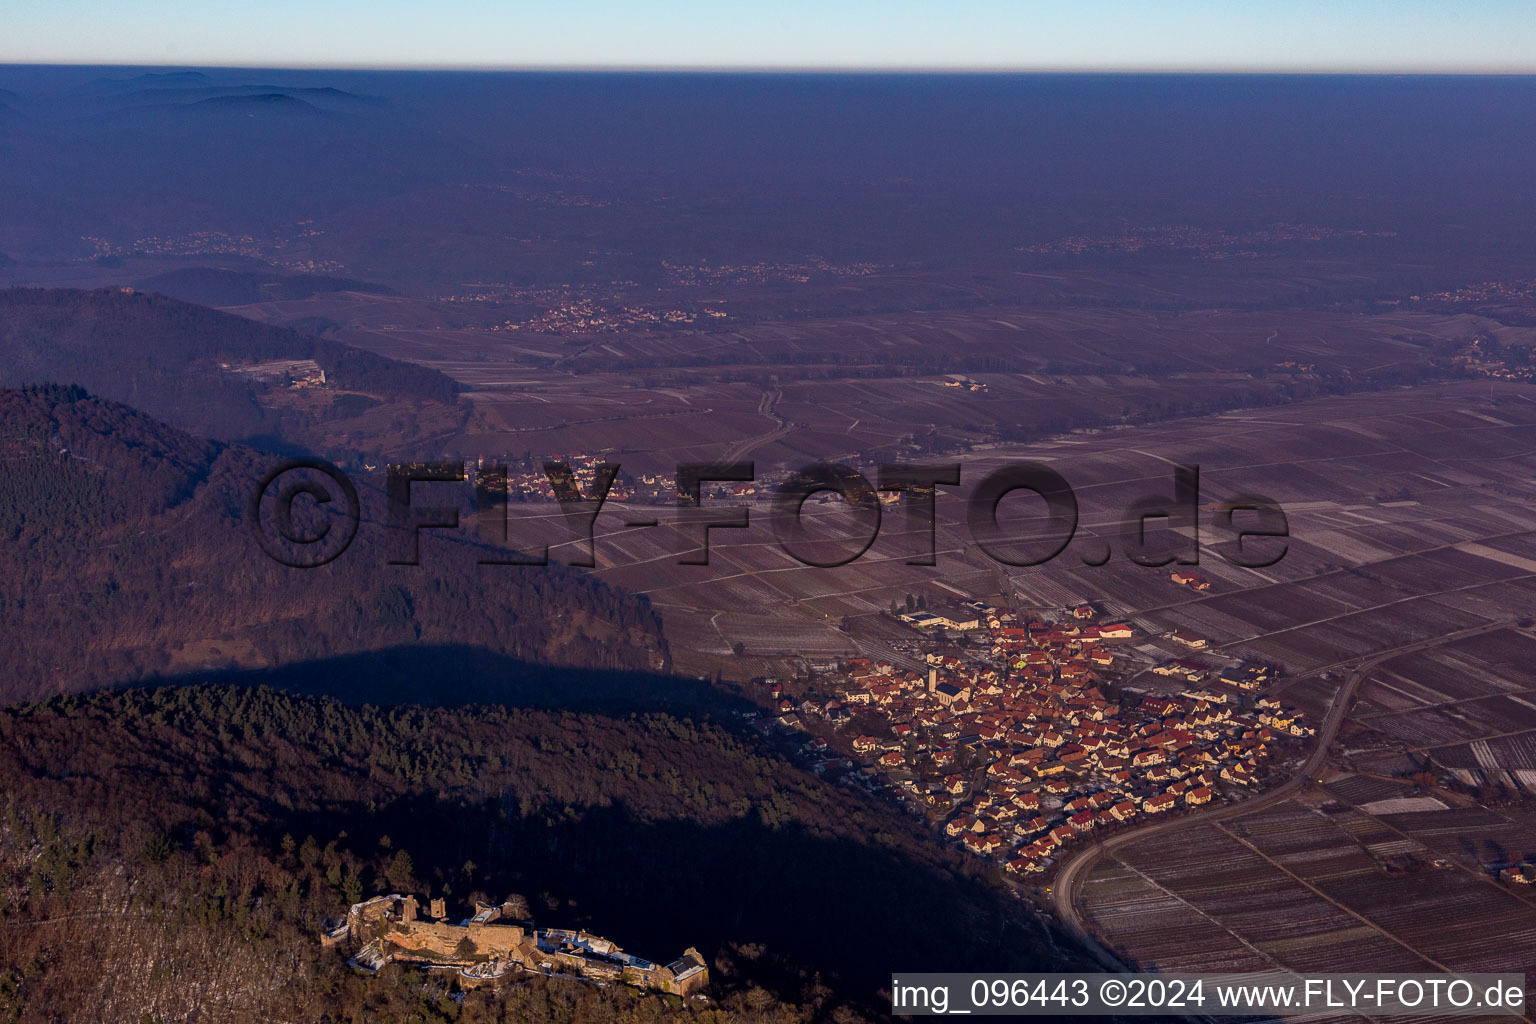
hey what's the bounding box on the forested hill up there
[0,385,666,700]
[0,685,1076,1022]
[0,287,458,445]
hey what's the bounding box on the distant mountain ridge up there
[186,93,324,113]
[0,287,456,445]
[124,83,387,106]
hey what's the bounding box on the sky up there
[4,0,1536,72]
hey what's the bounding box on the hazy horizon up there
[8,62,1536,75]
[7,1,1536,74]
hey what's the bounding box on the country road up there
[722,388,787,463]
[1048,618,1520,960]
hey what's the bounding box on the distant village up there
[481,299,723,334]
[85,228,347,272]
[324,893,709,997]
[480,453,640,502]
[660,255,887,287]
[480,453,871,506]
[744,583,1313,878]
[1446,334,1536,383]
[936,376,990,393]
[1022,223,1389,258]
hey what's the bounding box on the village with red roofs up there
[746,579,1314,880]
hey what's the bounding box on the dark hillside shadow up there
[134,644,752,718]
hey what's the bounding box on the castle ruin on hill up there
[322,894,709,996]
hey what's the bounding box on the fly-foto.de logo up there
[249,459,1289,571]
